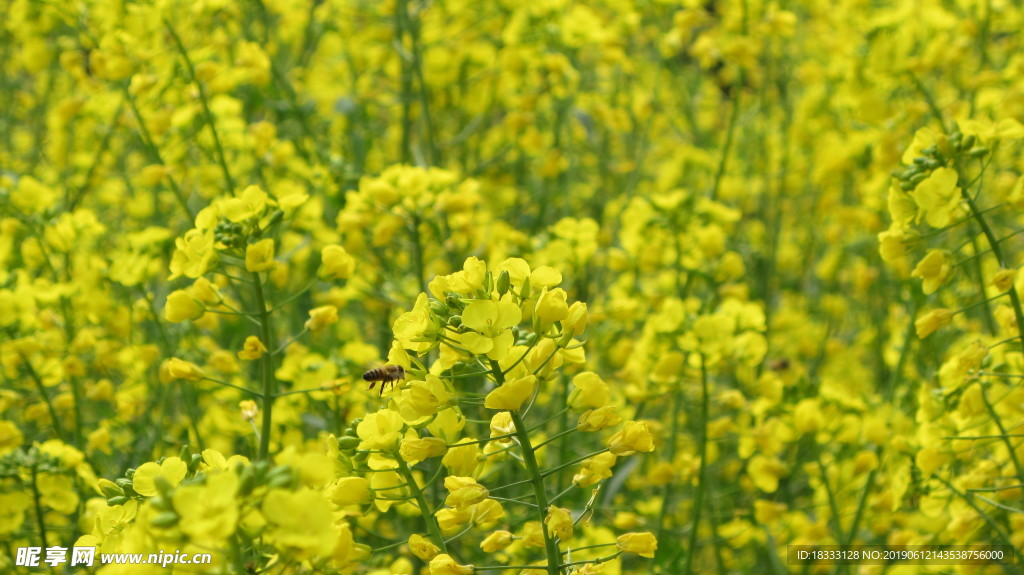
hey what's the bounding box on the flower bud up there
[990,269,1015,292]
[480,530,514,553]
[428,555,473,575]
[150,511,179,528]
[188,277,223,306]
[167,358,205,381]
[915,308,954,338]
[607,421,656,456]
[483,271,494,296]
[446,293,463,310]
[305,305,339,332]
[319,245,355,280]
[164,290,204,323]
[408,533,440,561]
[535,287,569,331]
[616,532,658,558]
[332,477,372,506]
[337,436,361,451]
[97,478,124,498]
[565,301,588,336]
[520,276,532,300]
[429,299,450,318]
[496,270,511,297]
[266,209,285,227]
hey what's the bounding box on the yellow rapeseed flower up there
[245,239,276,272]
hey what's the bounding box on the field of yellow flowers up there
[2,1,1024,574]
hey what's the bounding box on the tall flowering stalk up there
[882,119,1024,564]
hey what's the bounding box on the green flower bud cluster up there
[893,128,989,191]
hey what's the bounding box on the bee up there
[768,358,791,372]
[362,365,405,396]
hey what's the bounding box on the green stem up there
[396,456,448,554]
[122,88,195,219]
[20,354,67,443]
[474,565,555,572]
[961,183,1024,360]
[933,475,1021,574]
[410,214,427,291]
[540,450,610,477]
[393,1,413,164]
[253,272,277,460]
[709,91,741,201]
[30,457,49,551]
[272,327,308,355]
[979,388,1024,485]
[203,376,260,397]
[559,552,622,568]
[967,232,999,335]
[843,464,877,546]
[654,382,682,565]
[533,428,577,451]
[885,298,917,404]
[491,359,561,575]
[909,74,947,132]
[67,97,124,211]
[406,1,437,165]
[164,20,237,194]
[682,354,710,575]
[59,258,83,447]
[816,453,843,539]
[147,293,205,452]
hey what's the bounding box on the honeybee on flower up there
[362,365,406,395]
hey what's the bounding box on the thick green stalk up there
[682,354,710,575]
[396,456,448,554]
[709,92,741,202]
[654,381,682,566]
[393,1,413,164]
[30,457,49,551]
[122,88,195,219]
[60,253,83,447]
[21,355,66,443]
[961,190,1024,359]
[960,177,1024,483]
[967,233,999,335]
[253,273,277,461]
[403,0,437,165]
[164,20,237,194]
[935,476,1021,574]
[980,389,1024,485]
[492,360,561,575]
[842,463,878,571]
[816,453,843,538]
[511,409,562,575]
